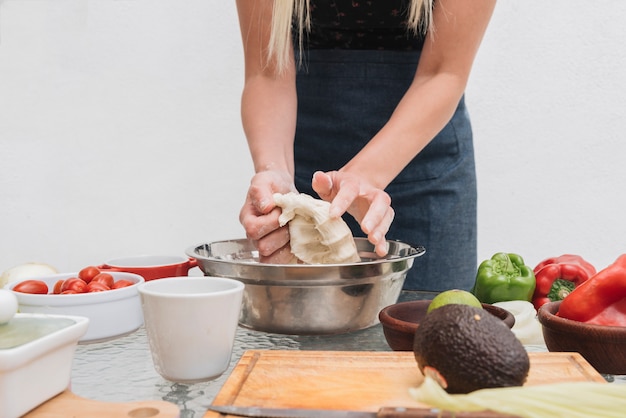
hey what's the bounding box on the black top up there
[302,0,425,50]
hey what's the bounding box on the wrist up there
[339,163,390,191]
[255,161,290,174]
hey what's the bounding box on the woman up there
[236,0,496,291]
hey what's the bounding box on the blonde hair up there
[269,0,434,73]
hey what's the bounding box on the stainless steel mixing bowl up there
[186,238,425,335]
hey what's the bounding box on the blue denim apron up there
[294,49,477,292]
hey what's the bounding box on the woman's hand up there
[239,170,297,264]
[312,170,394,257]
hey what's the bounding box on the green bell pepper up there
[472,252,536,304]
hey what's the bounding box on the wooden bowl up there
[537,301,626,375]
[378,300,515,351]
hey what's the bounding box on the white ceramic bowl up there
[0,313,89,418]
[6,272,144,342]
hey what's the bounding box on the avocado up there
[413,304,529,394]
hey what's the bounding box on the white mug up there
[138,277,244,382]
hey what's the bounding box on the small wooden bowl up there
[538,301,626,375]
[378,300,515,351]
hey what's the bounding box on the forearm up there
[236,0,297,177]
[341,73,466,189]
[241,73,297,175]
[341,0,496,190]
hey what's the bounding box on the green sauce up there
[0,317,76,349]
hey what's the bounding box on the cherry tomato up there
[61,290,78,294]
[91,273,114,288]
[61,277,87,293]
[86,281,110,292]
[53,279,65,294]
[13,280,49,294]
[112,279,134,289]
[78,266,101,284]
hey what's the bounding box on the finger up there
[311,171,334,200]
[360,191,392,234]
[254,225,290,257]
[361,194,394,257]
[370,207,394,257]
[258,242,297,264]
[241,206,283,241]
[248,183,277,214]
[374,237,390,257]
[328,177,360,219]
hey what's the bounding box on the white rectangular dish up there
[0,313,89,418]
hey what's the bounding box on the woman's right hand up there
[239,170,297,264]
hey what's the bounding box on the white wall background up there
[1,0,625,277]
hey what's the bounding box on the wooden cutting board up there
[23,391,179,418]
[205,350,606,417]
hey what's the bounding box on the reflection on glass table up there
[69,290,625,418]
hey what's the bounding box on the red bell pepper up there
[532,254,596,310]
[558,254,626,326]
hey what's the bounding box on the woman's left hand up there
[312,170,394,257]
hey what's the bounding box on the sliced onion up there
[0,262,58,289]
[493,300,544,346]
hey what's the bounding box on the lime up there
[427,289,482,313]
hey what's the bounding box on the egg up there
[0,289,19,324]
